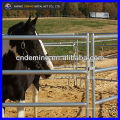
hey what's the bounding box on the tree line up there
[3,3,118,20]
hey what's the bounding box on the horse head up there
[7,16,53,78]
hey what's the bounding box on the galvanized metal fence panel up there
[91,33,118,118]
[2,34,90,118]
[2,33,118,118]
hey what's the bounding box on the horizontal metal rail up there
[54,66,86,69]
[96,39,117,42]
[3,70,87,75]
[95,66,117,73]
[3,35,87,40]
[2,102,87,107]
[95,45,117,47]
[95,95,118,105]
[94,32,117,34]
[47,76,117,82]
[104,56,117,59]
[94,34,118,39]
[94,78,117,82]
[44,41,75,45]
[104,54,117,58]
[44,43,118,47]
[38,33,75,35]
[54,66,74,69]
[46,76,74,80]
[44,39,117,46]
[44,45,73,47]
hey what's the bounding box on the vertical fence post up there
[86,33,89,117]
[75,39,78,86]
[101,41,104,56]
[91,33,95,117]
[73,39,76,86]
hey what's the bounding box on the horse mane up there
[8,22,25,35]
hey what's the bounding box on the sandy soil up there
[4,58,117,118]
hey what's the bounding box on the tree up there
[6,11,10,17]
[78,3,91,17]
[50,10,61,17]
[88,3,103,12]
[103,3,117,19]
[17,10,24,17]
[2,3,117,19]
[29,10,36,17]
[62,3,79,17]
[41,10,50,17]
[3,10,7,17]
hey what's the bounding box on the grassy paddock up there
[2,17,118,56]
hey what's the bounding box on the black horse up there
[2,16,53,117]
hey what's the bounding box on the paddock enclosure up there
[2,33,118,118]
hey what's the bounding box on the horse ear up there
[25,15,31,25]
[30,16,38,25]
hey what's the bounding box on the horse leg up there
[33,87,38,118]
[17,93,25,118]
[33,75,40,118]
[2,107,5,118]
[17,100,25,118]
[2,99,5,117]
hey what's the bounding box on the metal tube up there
[86,33,89,117]
[94,34,118,39]
[3,35,117,42]
[95,66,117,73]
[3,35,87,40]
[73,40,76,86]
[44,45,73,47]
[91,33,96,117]
[54,66,74,68]
[77,77,117,82]
[38,33,75,35]
[44,41,74,45]
[2,102,87,107]
[3,70,87,75]
[96,39,117,42]
[47,77,117,82]
[95,45,117,47]
[47,77,74,80]
[101,42,104,56]
[76,40,78,70]
[75,39,78,86]
[94,78,117,82]
[104,56,117,58]
[95,95,118,105]
[94,32,117,34]
[78,39,117,44]
[54,66,86,69]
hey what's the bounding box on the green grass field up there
[2,17,118,56]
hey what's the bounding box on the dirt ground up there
[4,58,117,118]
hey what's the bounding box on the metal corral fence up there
[91,33,118,117]
[42,33,118,86]
[2,33,118,118]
